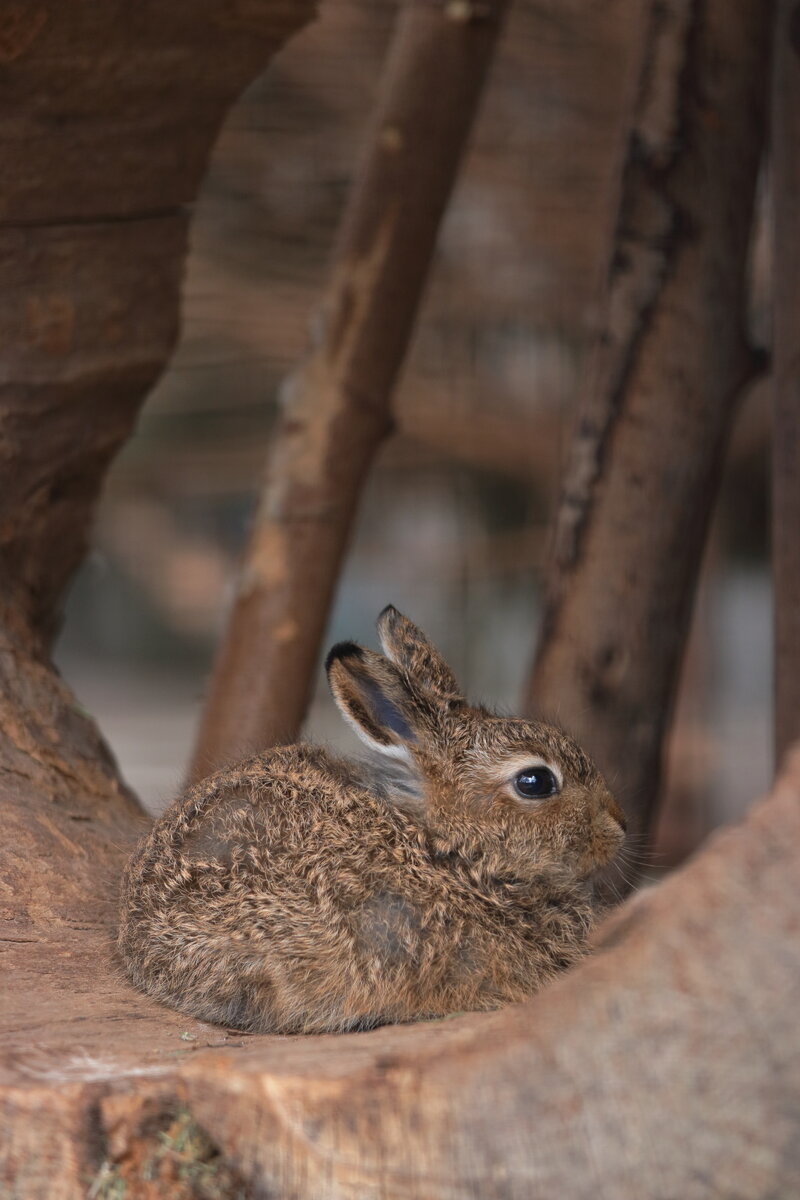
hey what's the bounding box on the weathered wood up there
[772,0,800,766]
[526,0,771,852]
[181,754,800,1199]
[0,219,186,647]
[0,0,314,647]
[189,0,512,780]
[3,733,800,1198]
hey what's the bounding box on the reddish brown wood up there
[772,0,800,766]
[526,0,772,854]
[189,0,512,781]
[4,727,800,1198]
[0,0,314,648]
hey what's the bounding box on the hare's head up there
[326,606,626,878]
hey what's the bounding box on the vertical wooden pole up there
[772,0,800,766]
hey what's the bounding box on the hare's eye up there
[513,767,559,800]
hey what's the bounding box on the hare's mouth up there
[578,829,625,881]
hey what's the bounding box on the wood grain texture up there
[0,0,315,645]
[3,732,800,1197]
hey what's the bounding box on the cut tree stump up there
[0,0,313,1186]
[4,699,800,1197]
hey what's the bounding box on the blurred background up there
[54,0,771,872]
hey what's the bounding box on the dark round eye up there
[513,767,560,800]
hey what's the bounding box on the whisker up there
[601,874,624,905]
[617,848,655,868]
[608,861,636,891]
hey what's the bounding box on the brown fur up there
[118,607,625,1034]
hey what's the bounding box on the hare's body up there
[120,745,594,1033]
[120,608,625,1033]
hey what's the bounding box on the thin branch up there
[189,0,512,780]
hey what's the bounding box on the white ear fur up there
[357,741,425,814]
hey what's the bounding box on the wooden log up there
[772,0,800,765]
[526,0,772,853]
[188,0,512,781]
[3,717,799,1198]
[181,751,800,1199]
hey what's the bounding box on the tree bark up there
[772,0,800,766]
[189,0,512,782]
[526,0,771,850]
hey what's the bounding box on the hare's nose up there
[606,795,627,833]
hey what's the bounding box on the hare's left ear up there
[376,606,462,704]
[326,642,419,755]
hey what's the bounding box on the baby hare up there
[119,607,626,1034]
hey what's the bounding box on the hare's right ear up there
[326,642,419,755]
[376,605,462,704]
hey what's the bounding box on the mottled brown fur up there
[119,607,625,1034]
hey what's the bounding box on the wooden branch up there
[0,0,314,649]
[772,0,800,765]
[188,0,512,781]
[526,0,772,851]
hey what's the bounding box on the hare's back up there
[181,746,416,864]
[123,744,424,912]
[118,746,440,1024]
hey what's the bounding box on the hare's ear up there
[376,606,462,703]
[326,642,418,754]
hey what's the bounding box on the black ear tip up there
[377,604,399,621]
[325,641,364,672]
